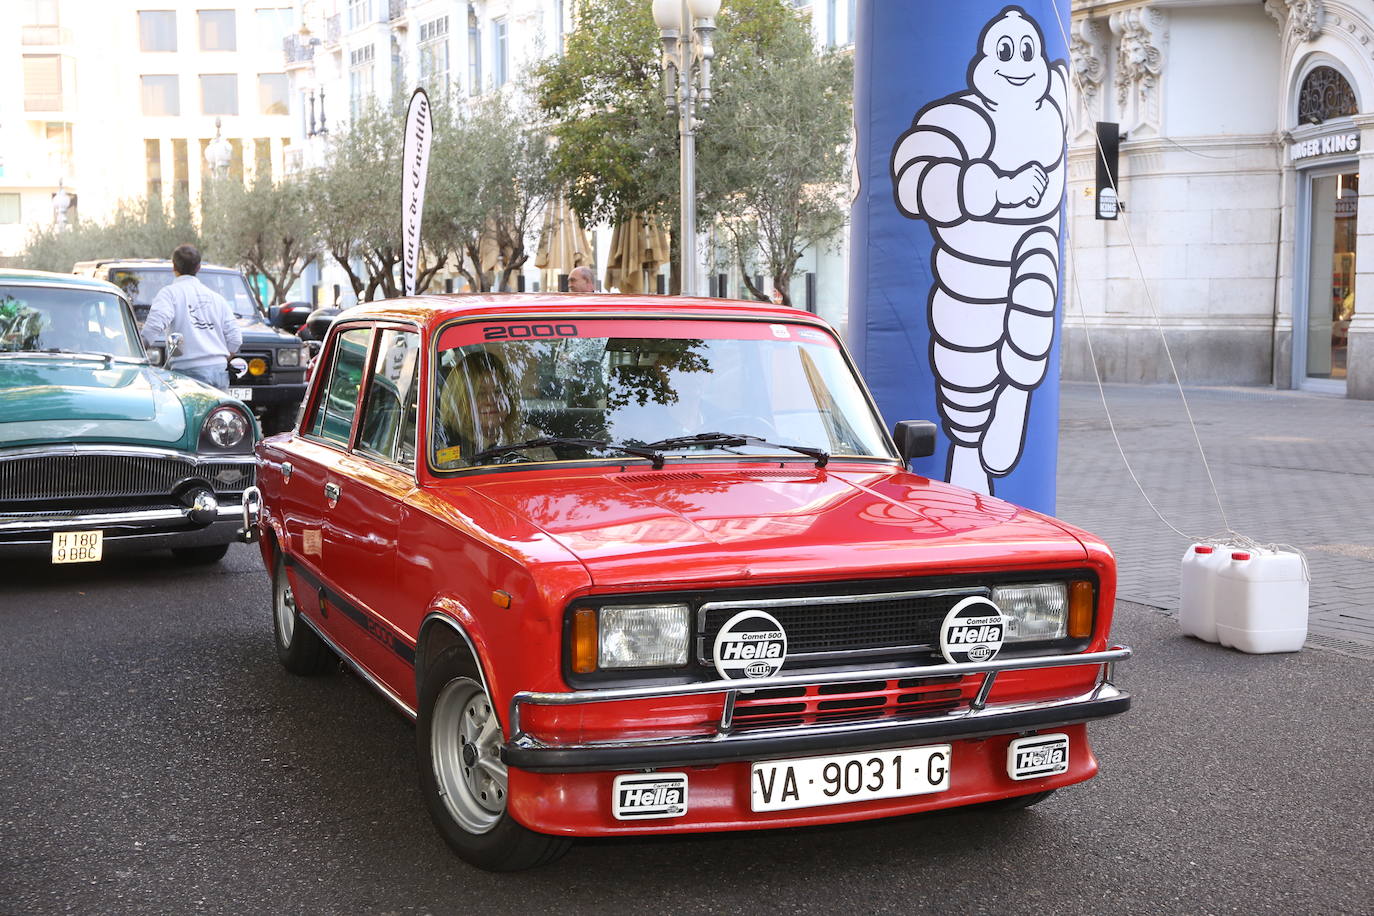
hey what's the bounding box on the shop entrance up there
[1303,171,1358,384]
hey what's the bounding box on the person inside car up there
[435,350,550,467]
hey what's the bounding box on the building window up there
[255,7,292,53]
[554,0,564,55]
[493,17,508,87]
[139,10,176,51]
[847,0,855,44]
[347,0,372,30]
[419,16,449,93]
[1298,66,1358,126]
[0,194,21,224]
[467,5,480,95]
[23,1,59,24]
[826,0,835,46]
[349,44,374,119]
[23,54,63,111]
[228,138,245,183]
[258,72,288,114]
[141,73,179,115]
[145,138,162,198]
[200,73,239,115]
[198,9,236,51]
[172,137,189,198]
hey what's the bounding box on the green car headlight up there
[200,406,252,452]
[992,582,1068,643]
[597,604,690,669]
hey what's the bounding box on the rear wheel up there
[272,555,335,675]
[171,543,230,565]
[417,647,571,871]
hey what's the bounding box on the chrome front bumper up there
[505,646,1132,773]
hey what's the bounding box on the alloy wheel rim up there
[432,677,507,834]
[275,565,295,645]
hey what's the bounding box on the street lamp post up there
[652,0,719,297]
[205,117,232,179]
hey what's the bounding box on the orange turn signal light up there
[248,358,268,376]
[491,589,512,609]
[572,607,598,674]
[1068,580,1094,638]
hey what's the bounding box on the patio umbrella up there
[534,195,593,291]
[604,213,670,294]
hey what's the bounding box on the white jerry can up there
[1214,548,1310,654]
[1179,544,1227,642]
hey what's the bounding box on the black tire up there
[977,789,1055,812]
[272,555,336,675]
[170,543,230,565]
[417,647,571,871]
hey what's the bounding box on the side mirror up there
[166,332,184,359]
[147,345,166,367]
[893,420,937,462]
[268,305,283,326]
[278,305,311,334]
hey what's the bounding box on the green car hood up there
[0,358,189,446]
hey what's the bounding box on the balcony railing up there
[283,34,316,65]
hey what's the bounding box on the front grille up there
[0,453,254,503]
[731,674,975,732]
[699,587,987,662]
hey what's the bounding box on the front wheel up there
[417,648,570,871]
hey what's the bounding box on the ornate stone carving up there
[1070,18,1109,135]
[1110,6,1166,138]
[1264,0,1325,42]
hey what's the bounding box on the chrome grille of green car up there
[0,453,255,503]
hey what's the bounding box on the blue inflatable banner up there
[850,1,1070,515]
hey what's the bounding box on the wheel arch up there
[417,604,501,730]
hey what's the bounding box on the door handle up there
[281,461,293,482]
[323,482,340,506]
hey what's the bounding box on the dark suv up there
[73,259,307,433]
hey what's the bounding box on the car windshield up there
[0,285,143,359]
[108,267,261,320]
[430,317,894,470]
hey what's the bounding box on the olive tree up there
[201,174,317,306]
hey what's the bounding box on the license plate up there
[751,743,951,812]
[228,387,253,401]
[52,530,103,564]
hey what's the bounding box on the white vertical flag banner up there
[400,88,433,297]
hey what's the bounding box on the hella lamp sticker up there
[713,610,787,680]
[938,595,1006,664]
[1008,733,1070,780]
[612,772,689,820]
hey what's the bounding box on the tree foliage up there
[698,3,852,304]
[22,194,199,273]
[202,175,316,306]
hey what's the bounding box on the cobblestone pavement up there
[1056,381,1374,659]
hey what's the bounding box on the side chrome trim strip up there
[299,613,418,721]
[0,502,243,533]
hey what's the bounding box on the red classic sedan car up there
[251,294,1130,871]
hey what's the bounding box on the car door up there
[278,324,373,638]
[319,325,422,699]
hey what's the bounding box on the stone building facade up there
[1065,0,1374,398]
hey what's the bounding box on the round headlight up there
[248,357,269,376]
[203,406,250,450]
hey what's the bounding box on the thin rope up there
[1049,1,1234,537]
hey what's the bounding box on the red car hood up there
[467,464,1089,589]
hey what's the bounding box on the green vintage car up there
[0,269,260,565]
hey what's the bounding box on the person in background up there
[141,244,242,389]
[568,266,596,293]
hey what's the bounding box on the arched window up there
[1298,66,1358,125]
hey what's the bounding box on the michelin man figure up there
[890,6,1068,496]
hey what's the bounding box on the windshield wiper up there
[471,436,665,468]
[643,432,830,468]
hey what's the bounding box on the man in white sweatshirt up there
[141,244,242,389]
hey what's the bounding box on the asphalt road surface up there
[2,543,1370,915]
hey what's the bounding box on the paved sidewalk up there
[1055,381,1374,659]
